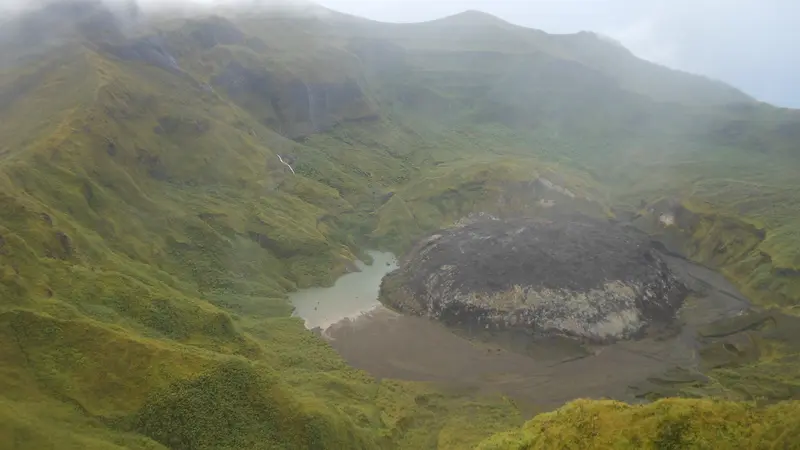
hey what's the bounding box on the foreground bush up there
[477,398,800,450]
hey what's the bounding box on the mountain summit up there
[431,9,514,26]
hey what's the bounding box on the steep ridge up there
[0,4,521,448]
[1,1,799,448]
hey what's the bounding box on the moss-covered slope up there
[477,398,800,449]
[0,7,521,449]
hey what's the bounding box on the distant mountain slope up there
[282,8,753,106]
[0,1,799,449]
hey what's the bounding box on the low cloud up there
[599,0,800,107]
[0,0,312,16]
[317,0,800,107]
[2,0,798,107]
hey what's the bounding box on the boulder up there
[379,215,688,343]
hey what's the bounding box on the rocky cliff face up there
[213,61,377,138]
[379,215,689,343]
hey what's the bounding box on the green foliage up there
[476,398,800,450]
[373,380,523,450]
[133,361,380,450]
[0,29,476,450]
[0,397,166,450]
[371,158,608,252]
[638,199,800,313]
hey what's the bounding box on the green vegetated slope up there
[0,4,523,449]
[1,2,799,449]
[477,398,800,449]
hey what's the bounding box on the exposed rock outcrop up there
[379,215,689,343]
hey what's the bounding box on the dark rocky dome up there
[379,215,689,343]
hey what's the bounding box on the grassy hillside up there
[1,1,799,449]
[0,6,524,449]
[477,398,800,449]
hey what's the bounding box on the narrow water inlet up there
[289,251,398,329]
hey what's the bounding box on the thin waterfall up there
[277,155,295,174]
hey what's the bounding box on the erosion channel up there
[290,214,751,413]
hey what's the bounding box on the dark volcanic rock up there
[379,215,689,343]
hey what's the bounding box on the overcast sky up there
[318,0,800,108]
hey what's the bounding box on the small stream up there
[290,251,398,329]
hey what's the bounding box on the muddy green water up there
[289,251,398,329]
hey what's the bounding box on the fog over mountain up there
[318,0,800,108]
[4,0,793,106]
